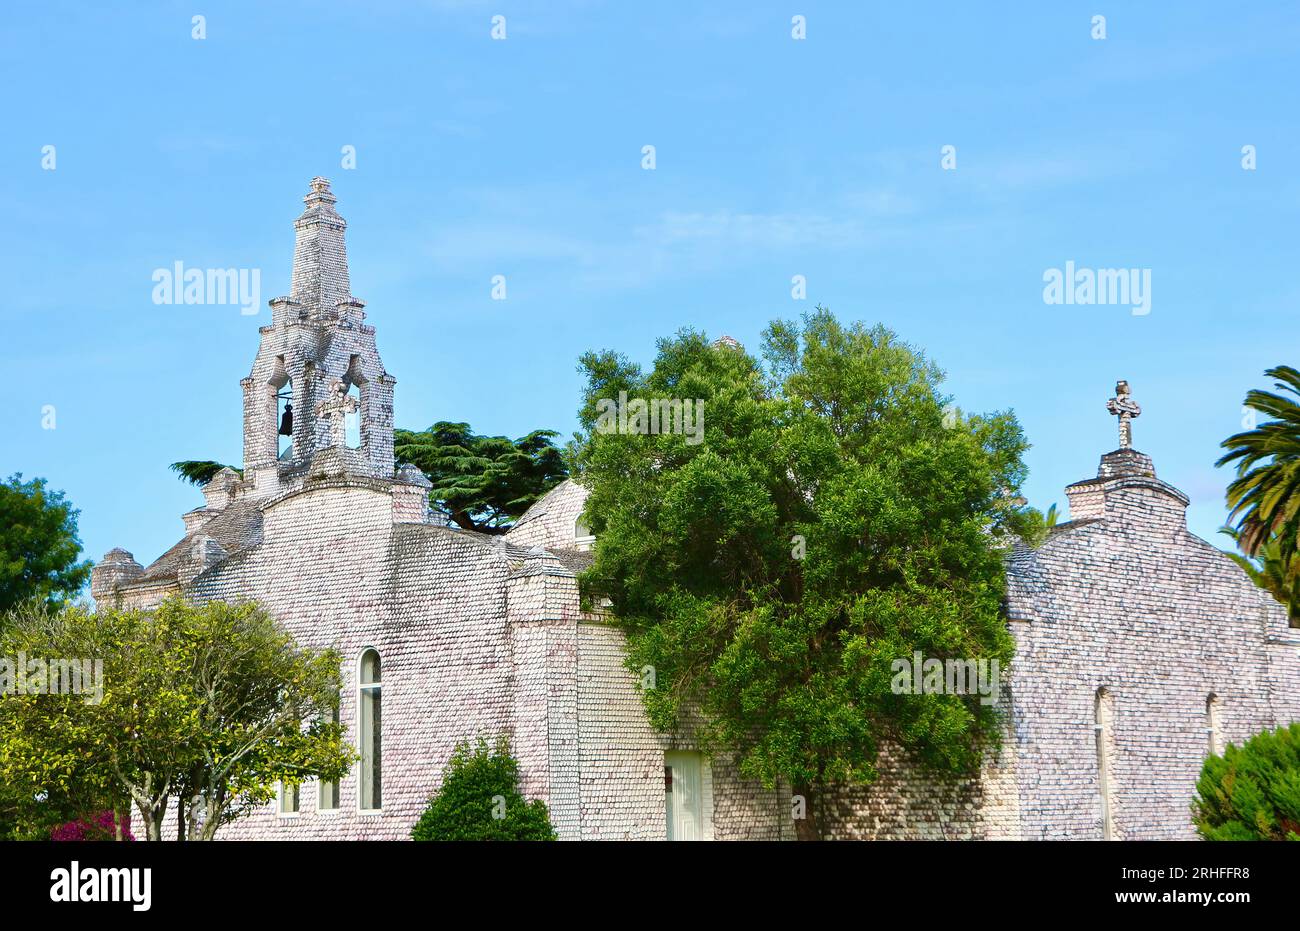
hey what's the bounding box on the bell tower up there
[241,178,396,497]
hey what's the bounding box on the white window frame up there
[318,696,341,814]
[574,517,595,549]
[277,780,300,818]
[357,647,383,815]
[1206,693,1221,757]
[1094,687,1115,840]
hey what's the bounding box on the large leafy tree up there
[0,598,352,840]
[1193,722,1300,840]
[1219,365,1300,593]
[0,474,92,614]
[394,422,567,533]
[571,309,1036,839]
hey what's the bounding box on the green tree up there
[1193,722,1300,840]
[571,309,1035,839]
[0,474,92,614]
[0,598,352,840]
[394,422,567,533]
[1219,367,1300,623]
[169,461,242,486]
[0,603,124,839]
[411,737,556,840]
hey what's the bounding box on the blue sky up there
[3,1,1298,575]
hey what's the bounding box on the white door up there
[664,751,704,841]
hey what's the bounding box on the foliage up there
[0,598,352,840]
[51,810,135,841]
[394,422,567,533]
[1219,365,1300,587]
[169,461,242,486]
[1193,722,1300,840]
[1219,364,1300,553]
[411,737,556,841]
[0,474,92,614]
[570,308,1034,838]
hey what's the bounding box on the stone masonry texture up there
[91,180,1300,840]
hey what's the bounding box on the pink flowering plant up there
[51,810,134,842]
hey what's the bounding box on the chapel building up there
[91,180,1300,840]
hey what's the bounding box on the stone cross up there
[316,379,359,448]
[1105,380,1141,449]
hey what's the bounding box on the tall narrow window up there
[278,781,300,816]
[319,699,340,812]
[344,381,362,449]
[1094,688,1115,840]
[276,376,294,460]
[664,750,706,841]
[1206,693,1221,757]
[358,649,382,812]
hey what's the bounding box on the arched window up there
[277,377,294,460]
[358,649,382,812]
[1094,688,1115,840]
[269,357,293,461]
[1206,693,1221,757]
[344,381,362,450]
[344,355,366,452]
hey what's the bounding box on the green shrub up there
[412,737,556,841]
[1193,722,1300,840]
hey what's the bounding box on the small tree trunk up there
[199,798,224,841]
[112,806,124,842]
[793,782,823,841]
[137,798,166,841]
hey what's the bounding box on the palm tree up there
[1218,365,1300,559]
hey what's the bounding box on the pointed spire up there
[290,177,352,319]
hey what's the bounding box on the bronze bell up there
[278,404,294,437]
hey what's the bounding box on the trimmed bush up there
[412,737,556,841]
[1193,722,1300,840]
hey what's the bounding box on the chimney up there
[392,463,432,523]
[201,467,242,512]
[90,548,144,604]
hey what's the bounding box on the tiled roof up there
[138,497,264,583]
